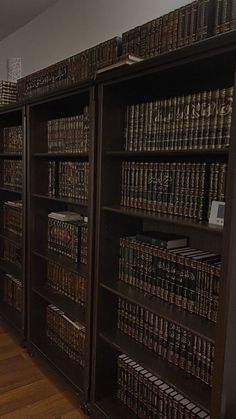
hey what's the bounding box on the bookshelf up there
[27,86,95,408]
[0,105,26,339]
[90,34,236,419]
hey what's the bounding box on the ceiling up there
[0,0,58,41]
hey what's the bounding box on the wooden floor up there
[0,320,87,418]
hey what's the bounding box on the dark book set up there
[1,1,236,418]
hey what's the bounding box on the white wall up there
[0,0,190,79]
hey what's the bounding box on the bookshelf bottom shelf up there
[90,397,137,419]
[0,301,22,335]
[30,335,85,397]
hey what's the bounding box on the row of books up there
[117,354,209,419]
[2,273,22,313]
[0,81,17,106]
[3,239,22,270]
[47,261,87,307]
[3,201,22,237]
[215,0,236,34]
[122,0,210,59]
[124,87,233,151]
[119,234,220,323]
[48,212,88,264]
[46,304,85,367]
[47,106,90,153]
[17,37,122,100]
[3,160,23,190]
[2,125,23,153]
[48,161,89,202]
[118,297,214,386]
[121,162,227,221]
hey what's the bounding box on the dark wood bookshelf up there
[101,280,215,343]
[32,248,88,276]
[0,259,22,280]
[0,153,22,158]
[0,186,22,194]
[32,193,89,210]
[102,205,224,235]
[33,152,89,159]
[0,105,26,341]
[32,285,86,325]
[100,330,210,412]
[90,31,236,419]
[27,86,95,408]
[30,336,85,396]
[0,229,22,247]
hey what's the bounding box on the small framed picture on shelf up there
[209,201,225,227]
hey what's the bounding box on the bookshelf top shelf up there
[97,31,236,86]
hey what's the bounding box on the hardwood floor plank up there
[0,321,87,418]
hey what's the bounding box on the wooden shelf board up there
[91,397,137,419]
[32,249,88,276]
[0,229,22,248]
[99,330,211,412]
[30,336,85,396]
[102,206,223,234]
[33,152,89,159]
[0,259,22,280]
[101,280,215,343]
[105,149,229,158]
[32,193,88,210]
[32,286,86,326]
[0,153,22,158]
[0,186,22,194]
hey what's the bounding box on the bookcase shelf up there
[33,152,89,159]
[99,330,211,412]
[0,153,22,158]
[100,280,215,343]
[90,31,236,419]
[27,86,95,407]
[32,193,88,209]
[32,249,88,276]
[32,286,86,325]
[105,149,229,158]
[0,106,26,341]
[102,206,223,235]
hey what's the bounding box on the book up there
[136,231,188,249]
[117,354,210,418]
[96,54,143,74]
[48,211,84,222]
[117,296,214,386]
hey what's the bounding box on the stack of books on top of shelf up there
[117,354,210,418]
[3,125,23,153]
[47,211,88,264]
[0,81,17,107]
[3,273,22,312]
[17,37,122,100]
[47,304,85,367]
